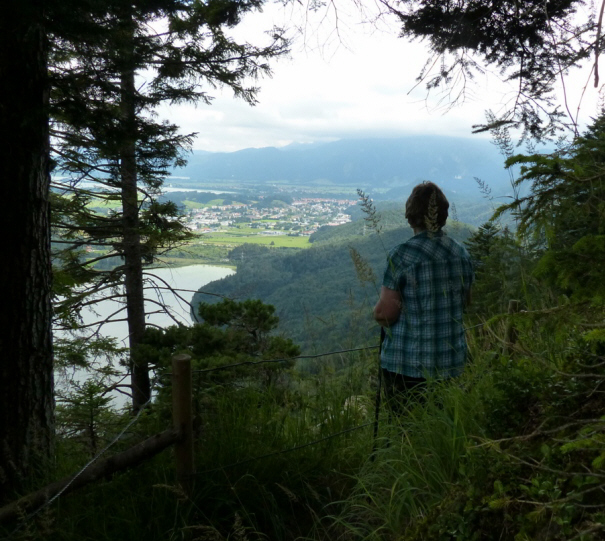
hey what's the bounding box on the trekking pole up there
[371,327,385,461]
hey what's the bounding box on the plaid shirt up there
[380,230,474,378]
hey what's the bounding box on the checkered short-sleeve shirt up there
[380,230,474,378]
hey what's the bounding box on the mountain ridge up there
[180,136,513,198]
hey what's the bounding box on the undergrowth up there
[3,311,605,541]
[322,313,605,541]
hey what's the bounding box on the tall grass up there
[4,349,377,541]
[318,359,490,541]
[313,310,605,541]
[7,314,603,541]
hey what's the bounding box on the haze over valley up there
[170,135,515,201]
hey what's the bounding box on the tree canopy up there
[1,0,290,494]
[49,0,289,409]
[136,298,300,388]
[495,114,605,301]
[385,0,596,139]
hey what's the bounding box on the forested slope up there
[192,222,474,352]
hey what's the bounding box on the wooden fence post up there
[504,299,520,355]
[172,353,194,496]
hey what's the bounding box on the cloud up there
[155,4,602,153]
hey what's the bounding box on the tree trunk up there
[0,1,54,501]
[120,15,150,411]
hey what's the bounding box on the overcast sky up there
[157,2,603,153]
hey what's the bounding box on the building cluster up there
[185,197,355,235]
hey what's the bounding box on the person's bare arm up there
[373,286,402,327]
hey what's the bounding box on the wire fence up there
[1,344,377,533]
[1,397,153,541]
[2,316,495,536]
[190,345,380,374]
[184,320,489,376]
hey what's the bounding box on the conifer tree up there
[50,0,289,410]
[137,298,300,390]
[383,0,595,139]
[496,114,605,301]
[465,222,501,271]
[464,223,533,316]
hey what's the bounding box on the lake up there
[55,264,234,407]
[79,264,234,344]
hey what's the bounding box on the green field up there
[181,198,225,209]
[197,232,310,248]
[86,228,311,271]
[84,196,122,210]
[149,256,236,269]
[227,226,262,234]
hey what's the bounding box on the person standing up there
[373,182,474,411]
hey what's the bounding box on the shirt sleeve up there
[462,248,475,289]
[382,249,404,291]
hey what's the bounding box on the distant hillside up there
[192,223,475,353]
[177,136,513,198]
[332,200,493,237]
